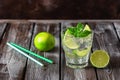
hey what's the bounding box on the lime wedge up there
[90,50,110,68]
[73,47,91,57]
[63,29,79,49]
[84,24,91,31]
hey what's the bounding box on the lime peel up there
[34,32,55,51]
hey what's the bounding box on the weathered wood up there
[0,23,9,80]
[92,23,120,80]
[0,21,120,80]
[25,23,60,80]
[0,23,7,41]
[0,20,120,24]
[61,22,97,80]
[113,22,120,40]
[0,23,33,80]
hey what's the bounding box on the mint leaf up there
[78,30,91,37]
[66,23,92,37]
[76,23,84,32]
[76,23,84,37]
[68,27,76,35]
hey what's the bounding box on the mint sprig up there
[68,23,91,37]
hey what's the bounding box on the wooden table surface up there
[0,20,120,80]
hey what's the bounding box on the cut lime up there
[63,29,79,49]
[66,52,76,58]
[84,24,91,31]
[73,47,91,57]
[90,50,110,68]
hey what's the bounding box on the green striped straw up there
[7,42,44,66]
[9,42,53,64]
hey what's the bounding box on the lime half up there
[63,29,79,49]
[90,50,110,68]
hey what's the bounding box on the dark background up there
[0,0,120,19]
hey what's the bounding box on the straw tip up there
[6,42,10,45]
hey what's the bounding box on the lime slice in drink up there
[73,47,91,57]
[83,24,91,31]
[90,50,110,68]
[63,29,79,49]
[66,52,76,58]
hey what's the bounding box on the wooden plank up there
[0,22,33,80]
[0,23,9,80]
[25,22,60,80]
[91,23,120,80]
[113,22,120,39]
[0,20,120,24]
[61,22,97,80]
[0,23,7,41]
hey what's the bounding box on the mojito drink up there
[61,23,93,68]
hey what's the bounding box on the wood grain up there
[0,22,33,80]
[113,22,120,39]
[91,23,120,80]
[0,21,120,80]
[61,22,97,80]
[0,23,7,41]
[0,22,9,80]
[25,22,60,80]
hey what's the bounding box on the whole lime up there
[34,32,55,51]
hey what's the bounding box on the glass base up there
[66,62,88,68]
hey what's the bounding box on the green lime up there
[90,50,110,68]
[63,29,79,49]
[73,47,91,57]
[34,32,55,51]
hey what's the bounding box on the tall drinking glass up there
[61,23,93,68]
